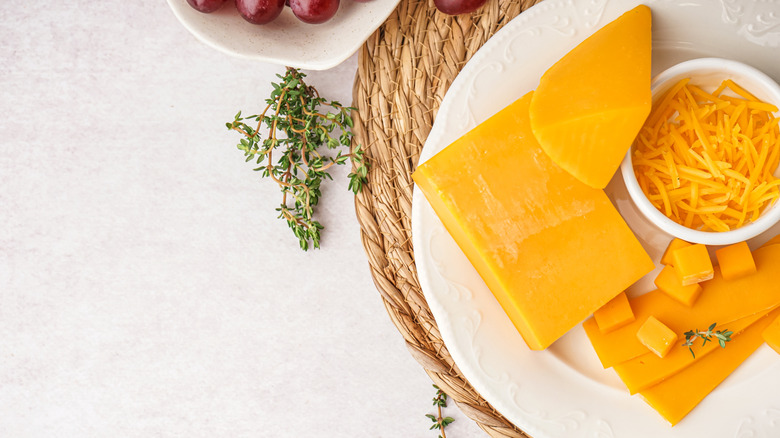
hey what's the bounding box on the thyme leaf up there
[682,322,733,358]
[428,385,454,438]
[227,67,368,251]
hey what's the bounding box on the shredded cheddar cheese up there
[633,79,780,231]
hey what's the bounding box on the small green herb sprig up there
[426,385,454,438]
[227,67,368,250]
[682,323,733,358]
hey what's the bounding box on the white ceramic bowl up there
[166,0,400,70]
[621,58,780,246]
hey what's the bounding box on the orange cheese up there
[639,307,780,426]
[412,92,654,350]
[613,310,768,394]
[636,316,677,358]
[762,314,780,354]
[660,238,690,266]
[672,243,714,286]
[584,244,780,367]
[715,241,756,281]
[529,5,652,188]
[653,265,702,307]
[593,291,635,333]
[761,234,780,248]
[632,78,780,231]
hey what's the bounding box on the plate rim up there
[165,0,401,70]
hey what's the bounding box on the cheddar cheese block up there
[584,244,780,367]
[529,5,652,188]
[413,92,654,350]
[639,306,780,426]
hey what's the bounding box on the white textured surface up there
[0,2,484,437]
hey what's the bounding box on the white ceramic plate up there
[166,0,400,70]
[411,0,780,437]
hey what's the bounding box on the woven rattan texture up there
[352,0,544,436]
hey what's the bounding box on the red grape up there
[236,0,286,24]
[186,0,229,13]
[289,0,340,24]
[433,0,487,15]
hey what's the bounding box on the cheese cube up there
[660,238,691,266]
[654,265,702,307]
[593,292,635,333]
[762,314,780,355]
[637,316,678,358]
[412,92,654,350]
[672,244,714,286]
[715,241,756,281]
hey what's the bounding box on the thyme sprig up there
[682,323,733,358]
[426,385,454,438]
[227,67,368,250]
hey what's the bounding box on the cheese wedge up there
[639,306,780,426]
[529,5,652,188]
[412,92,653,350]
[584,244,780,367]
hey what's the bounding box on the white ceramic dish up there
[621,58,780,246]
[166,0,400,70]
[412,0,780,437]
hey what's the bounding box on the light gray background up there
[0,2,485,436]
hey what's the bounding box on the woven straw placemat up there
[351,0,544,436]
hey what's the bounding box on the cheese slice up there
[529,5,652,188]
[638,306,780,426]
[613,309,769,394]
[412,92,654,350]
[584,244,780,367]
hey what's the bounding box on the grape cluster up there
[186,0,488,24]
[186,0,349,24]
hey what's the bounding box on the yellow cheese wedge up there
[412,92,654,350]
[584,244,780,367]
[529,5,652,188]
[613,310,768,394]
[638,306,780,426]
